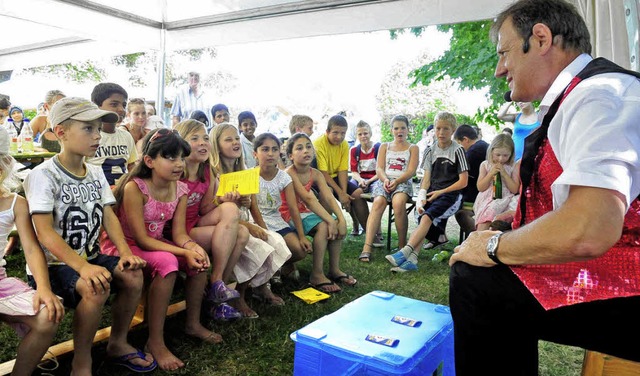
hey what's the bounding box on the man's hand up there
[79,263,112,295]
[449,230,501,267]
[33,288,65,323]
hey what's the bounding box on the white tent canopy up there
[0,0,637,106]
[0,0,517,71]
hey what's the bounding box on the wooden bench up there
[361,193,416,251]
[0,237,187,375]
[582,350,640,376]
[0,295,186,375]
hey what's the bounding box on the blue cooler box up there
[290,291,454,375]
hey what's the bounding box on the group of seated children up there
[0,93,364,374]
[0,82,522,375]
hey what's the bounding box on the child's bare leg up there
[392,193,410,248]
[281,233,304,278]
[222,225,249,282]
[309,223,340,292]
[145,272,183,371]
[407,215,433,253]
[349,207,360,234]
[72,281,110,376]
[327,238,355,286]
[231,282,257,318]
[361,197,385,260]
[197,202,241,283]
[107,268,153,366]
[351,190,369,232]
[184,271,222,343]
[7,309,58,376]
[254,283,284,305]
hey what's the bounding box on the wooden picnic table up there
[9,150,56,166]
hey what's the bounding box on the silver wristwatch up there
[486,233,504,265]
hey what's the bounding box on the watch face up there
[487,235,499,255]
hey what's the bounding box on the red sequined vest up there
[511,58,640,310]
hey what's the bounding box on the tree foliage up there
[405,21,509,127]
[26,61,105,83]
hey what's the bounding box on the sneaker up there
[390,260,418,273]
[385,249,407,267]
[211,303,242,321]
[207,280,240,304]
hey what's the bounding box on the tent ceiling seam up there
[0,37,92,57]
[166,0,396,30]
[52,0,163,29]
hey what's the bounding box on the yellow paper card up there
[291,287,331,304]
[217,167,260,196]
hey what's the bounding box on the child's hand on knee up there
[79,263,112,295]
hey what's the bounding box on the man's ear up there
[531,23,554,54]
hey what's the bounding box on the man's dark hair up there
[91,82,128,107]
[454,124,478,141]
[491,0,591,55]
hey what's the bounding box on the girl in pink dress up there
[174,120,248,320]
[0,129,64,376]
[105,128,215,371]
[473,134,521,230]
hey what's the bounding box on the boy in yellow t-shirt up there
[313,114,369,235]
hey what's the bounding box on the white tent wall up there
[571,0,633,70]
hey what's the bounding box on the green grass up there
[0,213,584,375]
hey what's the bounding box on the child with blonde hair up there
[386,112,468,272]
[121,98,147,144]
[174,120,248,319]
[473,133,520,230]
[210,123,290,317]
[0,128,64,376]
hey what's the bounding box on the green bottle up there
[493,172,502,199]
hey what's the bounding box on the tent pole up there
[156,27,167,126]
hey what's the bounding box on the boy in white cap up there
[23,97,156,375]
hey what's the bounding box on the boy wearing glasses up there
[24,97,156,374]
[87,82,138,186]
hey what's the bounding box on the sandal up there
[309,281,341,294]
[108,349,158,373]
[329,273,357,287]
[359,251,372,262]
